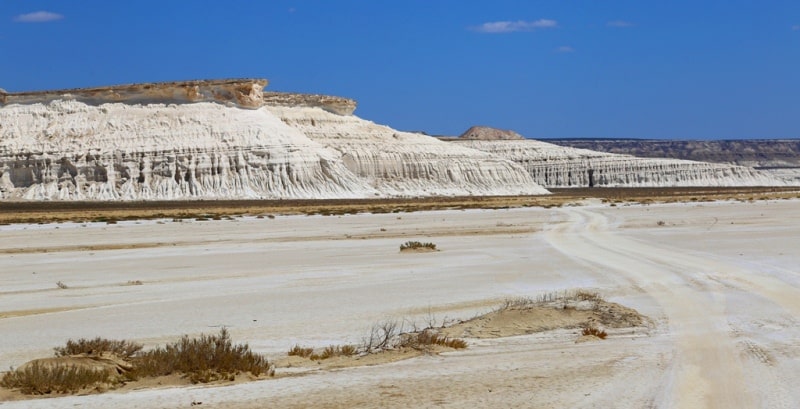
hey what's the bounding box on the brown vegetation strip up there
[0,187,797,225]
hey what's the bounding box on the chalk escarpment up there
[0,99,377,200]
[0,80,547,200]
[454,134,788,187]
[266,105,547,196]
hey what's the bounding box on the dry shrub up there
[131,328,272,383]
[4,329,273,394]
[0,362,116,395]
[287,345,314,358]
[573,290,603,302]
[295,344,358,361]
[400,330,467,350]
[582,327,608,339]
[312,345,358,360]
[399,241,437,251]
[54,337,143,360]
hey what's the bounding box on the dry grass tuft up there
[287,345,314,358]
[289,344,357,361]
[2,329,273,395]
[582,327,608,339]
[0,362,115,395]
[131,328,273,383]
[400,330,467,350]
[400,241,437,251]
[54,337,143,360]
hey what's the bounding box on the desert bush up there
[399,241,437,251]
[54,337,143,360]
[290,344,357,361]
[581,327,608,339]
[572,290,603,302]
[131,328,272,383]
[56,281,68,289]
[287,345,314,358]
[0,362,116,395]
[314,345,358,360]
[400,330,467,350]
[362,320,402,352]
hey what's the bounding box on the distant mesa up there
[459,126,525,141]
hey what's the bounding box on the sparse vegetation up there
[54,337,142,360]
[287,344,358,360]
[0,362,116,395]
[131,328,273,383]
[287,345,314,358]
[400,241,437,252]
[581,327,608,339]
[1,329,273,395]
[55,281,68,289]
[399,329,467,350]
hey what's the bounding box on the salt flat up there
[1,199,798,408]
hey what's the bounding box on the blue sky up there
[1,1,799,139]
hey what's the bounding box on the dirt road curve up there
[546,206,798,408]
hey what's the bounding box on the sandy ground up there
[1,199,799,408]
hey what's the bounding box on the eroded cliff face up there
[0,100,377,200]
[266,106,548,196]
[454,139,788,188]
[0,80,549,200]
[263,92,357,116]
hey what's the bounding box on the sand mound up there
[575,334,602,343]
[443,297,647,339]
[17,353,132,378]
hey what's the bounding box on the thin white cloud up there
[607,20,634,28]
[555,46,574,53]
[793,25,800,31]
[13,11,63,23]
[471,19,558,33]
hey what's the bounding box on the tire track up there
[545,207,753,408]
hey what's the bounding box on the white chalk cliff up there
[264,105,545,196]
[0,80,545,200]
[452,128,787,187]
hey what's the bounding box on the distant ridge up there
[545,139,800,168]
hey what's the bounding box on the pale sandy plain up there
[1,199,799,408]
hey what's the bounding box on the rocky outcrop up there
[453,137,789,188]
[266,107,548,196]
[459,126,525,141]
[1,79,268,109]
[263,92,357,116]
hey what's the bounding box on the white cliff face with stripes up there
[0,80,545,200]
[264,105,545,197]
[452,126,789,188]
